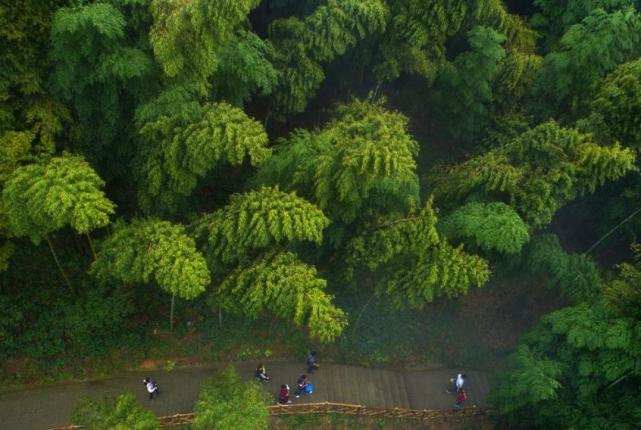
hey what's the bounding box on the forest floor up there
[0,362,490,430]
[0,274,561,390]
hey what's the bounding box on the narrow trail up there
[0,362,489,430]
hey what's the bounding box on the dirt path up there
[0,362,488,430]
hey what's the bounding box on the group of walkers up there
[141,357,472,409]
[255,351,320,404]
[447,373,468,408]
[139,351,320,404]
[276,373,314,404]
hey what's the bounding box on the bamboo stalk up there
[85,232,97,260]
[584,207,641,255]
[170,294,175,331]
[46,236,73,292]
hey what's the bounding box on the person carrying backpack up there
[295,374,311,398]
[143,377,159,400]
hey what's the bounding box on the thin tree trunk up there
[170,294,175,332]
[46,236,73,292]
[218,305,223,329]
[584,207,641,255]
[351,293,375,340]
[86,232,97,261]
[263,110,271,130]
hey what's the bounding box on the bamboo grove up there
[2,1,641,428]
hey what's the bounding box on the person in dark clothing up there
[254,363,270,382]
[143,377,159,399]
[278,384,291,404]
[295,374,309,398]
[306,351,320,373]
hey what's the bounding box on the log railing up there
[46,403,489,429]
[268,402,488,420]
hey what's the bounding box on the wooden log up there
[47,403,491,429]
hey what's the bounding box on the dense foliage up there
[2,1,641,427]
[71,393,159,430]
[193,366,271,430]
[490,248,641,428]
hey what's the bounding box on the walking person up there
[306,351,320,373]
[455,387,467,408]
[278,384,292,404]
[295,374,311,398]
[254,363,270,382]
[447,373,467,394]
[143,377,159,400]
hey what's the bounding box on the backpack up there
[305,383,314,394]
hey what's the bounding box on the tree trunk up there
[584,207,641,255]
[351,293,375,340]
[46,236,73,292]
[170,294,175,332]
[86,232,97,261]
[218,305,223,329]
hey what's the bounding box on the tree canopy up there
[3,3,641,425]
[431,121,636,228]
[537,6,641,114]
[135,101,270,215]
[3,154,115,242]
[591,57,641,148]
[92,218,209,300]
[439,201,530,255]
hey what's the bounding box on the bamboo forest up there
[2,1,641,429]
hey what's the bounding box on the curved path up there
[0,362,489,430]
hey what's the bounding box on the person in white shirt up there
[447,373,467,394]
[143,377,159,399]
[456,373,467,390]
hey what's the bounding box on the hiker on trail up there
[447,373,467,394]
[295,374,313,398]
[306,351,320,373]
[455,387,467,408]
[278,384,291,404]
[456,373,467,390]
[255,363,270,382]
[143,377,159,400]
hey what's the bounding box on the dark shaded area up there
[505,0,537,17]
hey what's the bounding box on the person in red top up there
[455,387,467,408]
[278,384,291,404]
